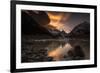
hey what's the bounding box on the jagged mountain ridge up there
[22,10,90,38]
[69,21,90,38]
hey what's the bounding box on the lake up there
[21,38,90,63]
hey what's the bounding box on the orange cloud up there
[47,12,71,33]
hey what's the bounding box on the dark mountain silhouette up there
[22,10,90,39]
[21,10,50,35]
[69,21,90,38]
[21,10,67,38]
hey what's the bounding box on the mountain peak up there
[69,21,90,38]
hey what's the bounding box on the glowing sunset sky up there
[47,11,90,33]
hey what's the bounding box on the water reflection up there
[48,43,73,61]
[21,39,90,63]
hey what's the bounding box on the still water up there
[21,38,90,63]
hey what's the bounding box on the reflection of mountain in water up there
[48,43,73,61]
[22,37,90,62]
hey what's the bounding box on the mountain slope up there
[69,22,90,38]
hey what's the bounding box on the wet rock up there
[47,57,53,61]
[73,45,85,60]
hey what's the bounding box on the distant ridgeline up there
[69,22,90,38]
[21,10,90,39]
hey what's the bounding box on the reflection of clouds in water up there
[48,43,73,61]
[22,37,89,62]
